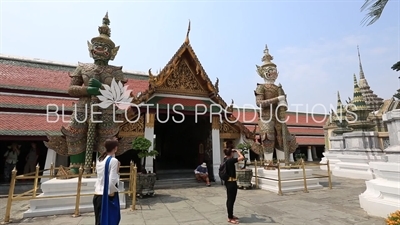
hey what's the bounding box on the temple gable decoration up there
[129,21,253,138]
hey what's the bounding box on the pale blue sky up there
[1,0,399,114]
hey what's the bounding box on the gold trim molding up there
[145,113,155,128]
[219,119,240,139]
[119,114,145,137]
[212,116,221,130]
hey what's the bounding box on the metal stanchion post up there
[2,168,17,223]
[254,160,258,189]
[72,166,83,217]
[128,161,133,197]
[277,164,283,196]
[327,160,332,189]
[131,164,137,210]
[301,159,309,193]
[50,162,54,178]
[32,164,40,198]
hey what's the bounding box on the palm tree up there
[361,0,389,26]
[361,1,400,74]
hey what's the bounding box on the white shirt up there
[94,155,120,195]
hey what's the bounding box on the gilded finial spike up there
[357,45,365,79]
[102,12,110,26]
[185,19,191,45]
[261,44,274,66]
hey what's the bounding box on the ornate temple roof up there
[352,73,368,110]
[0,41,327,145]
[357,46,384,111]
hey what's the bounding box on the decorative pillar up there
[307,146,313,162]
[42,148,68,183]
[289,153,294,162]
[212,116,222,182]
[312,146,318,160]
[144,113,155,173]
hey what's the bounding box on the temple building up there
[0,36,326,182]
[324,47,400,150]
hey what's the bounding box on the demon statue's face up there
[88,41,110,61]
[87,41,119,64]
[256,65,278,84]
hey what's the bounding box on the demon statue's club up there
[45,13,133,173]
[243,45,298,161]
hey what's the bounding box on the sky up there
[0,0,399,114]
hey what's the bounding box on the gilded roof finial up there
[185,19,191,45]
[261,44,276,68]
[357,45,365,80]
[91,12,115,48]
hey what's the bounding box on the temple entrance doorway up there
[154,113,211,174]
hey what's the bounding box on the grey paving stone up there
[0,176,387,225]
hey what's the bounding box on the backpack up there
[219,159,229,182]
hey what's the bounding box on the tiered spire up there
[356,46,383,111]
[332,91,351,134]
[348,73,375,131]
[352,75,368,111]
[336,91,346,120]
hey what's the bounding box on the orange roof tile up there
[243,125,325,145]
[125,79,149,95]
[0,63,70,91]
[0,63,149,95]
[0,94,77,109]
[0,113,69,136]
[296,137,325,145]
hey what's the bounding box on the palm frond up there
[391,61,400,71]
[360,0,390,26]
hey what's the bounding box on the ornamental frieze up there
[119,114,145,137]
[219,119,240,139]
[157,60,208,96]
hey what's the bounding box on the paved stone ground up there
[0,176,385,225]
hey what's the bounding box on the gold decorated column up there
[145,113,155,128]
[144,113,155,173]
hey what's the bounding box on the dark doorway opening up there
[1,140,48,183]
[154,113,211,171]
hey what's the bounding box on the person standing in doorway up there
[24,142,39,174]
[223,148,244,224]
[3,143,20,182]
[93,138,121,225]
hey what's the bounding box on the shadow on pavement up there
[238,214,275,223]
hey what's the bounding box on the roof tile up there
[0,63,149,95]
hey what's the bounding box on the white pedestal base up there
[23,178,126,218]
[319,151,340,170]
[359,162,400,218]
[251,168,323,193]
[332,153,386,180]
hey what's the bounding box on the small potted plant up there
[386,210,400,225]
[236,142,253,189]
[132,137,158,197]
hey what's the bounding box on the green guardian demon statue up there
[45,13,133,173]
[243,45,298,162]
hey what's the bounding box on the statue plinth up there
[251,167,323,194]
